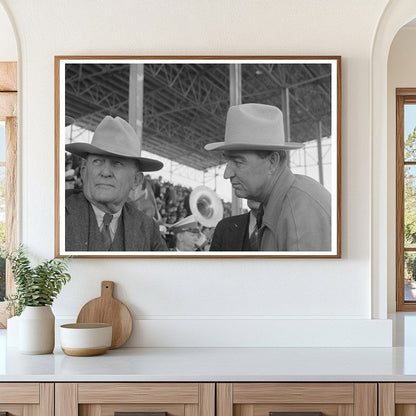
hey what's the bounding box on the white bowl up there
[60,323,112,356]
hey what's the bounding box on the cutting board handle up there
[101,281,115,298]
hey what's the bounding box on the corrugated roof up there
[65,61,332,171]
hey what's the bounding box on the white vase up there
[18,305,55,354]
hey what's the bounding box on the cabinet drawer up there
[218,383,376,416]
[0,383,53,416]
[379,383,416,415]
[78,383,200,403]
[0,383,39,403]
[56,383,215,416]
[232,383,354,404]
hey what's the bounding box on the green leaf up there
[4,245,71,316]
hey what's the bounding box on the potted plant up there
[3,245,71,354]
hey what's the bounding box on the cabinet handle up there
[270,413,323,416]
[115,412,167,416]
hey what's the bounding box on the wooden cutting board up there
[76,281,133,349]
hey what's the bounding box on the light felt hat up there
[204,103,303,152]
[65,115,163,172]
[169,215,200,234]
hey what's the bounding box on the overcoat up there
[260,166,331,251]
[65,191,168,251]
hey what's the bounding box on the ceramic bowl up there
[60,323,112,356]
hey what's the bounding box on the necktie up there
[101,213,113,250]
[253,204,264,250]
[249,226,259,251]
[256,204,264,229]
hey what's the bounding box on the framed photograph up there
[55,56,341,258]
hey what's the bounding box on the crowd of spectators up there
[150,175,191,225]
[145,175,232,225]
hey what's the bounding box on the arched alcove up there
[387,20,416,313]
[371,0,416,318]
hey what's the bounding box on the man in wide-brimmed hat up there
[205,103,331,252]
[65,115,168,252]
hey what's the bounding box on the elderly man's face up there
[81,154,141,213]
[223,151,272,201]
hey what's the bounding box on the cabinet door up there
[379,383,416,416]
[55,383,215,416]
[0,383,53,415]
[217,383,377,416]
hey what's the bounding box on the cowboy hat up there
[204,103,303,152]
[65,115,163,172]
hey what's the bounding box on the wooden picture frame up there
[55,56,341,258]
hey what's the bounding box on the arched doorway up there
[371,1,416,318]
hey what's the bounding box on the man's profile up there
[205,103,331,252]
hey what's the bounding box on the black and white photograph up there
[55,56,341,258]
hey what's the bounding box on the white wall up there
[387,26,416,312]
[0,0,394,347]
[0,3,16,61]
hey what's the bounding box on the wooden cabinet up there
[379,383,416,416]
[217,383,377,416]
[1,381,413,416]
[53,382,379,416]
[0,383,53,415]
[55,383,215,416]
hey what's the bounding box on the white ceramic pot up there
[19,305,55,354]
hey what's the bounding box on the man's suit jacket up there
[65,191,167,251]
[210,212,252,251]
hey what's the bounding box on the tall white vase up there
[19,305,55,354]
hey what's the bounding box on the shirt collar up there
[90,204,122,237]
